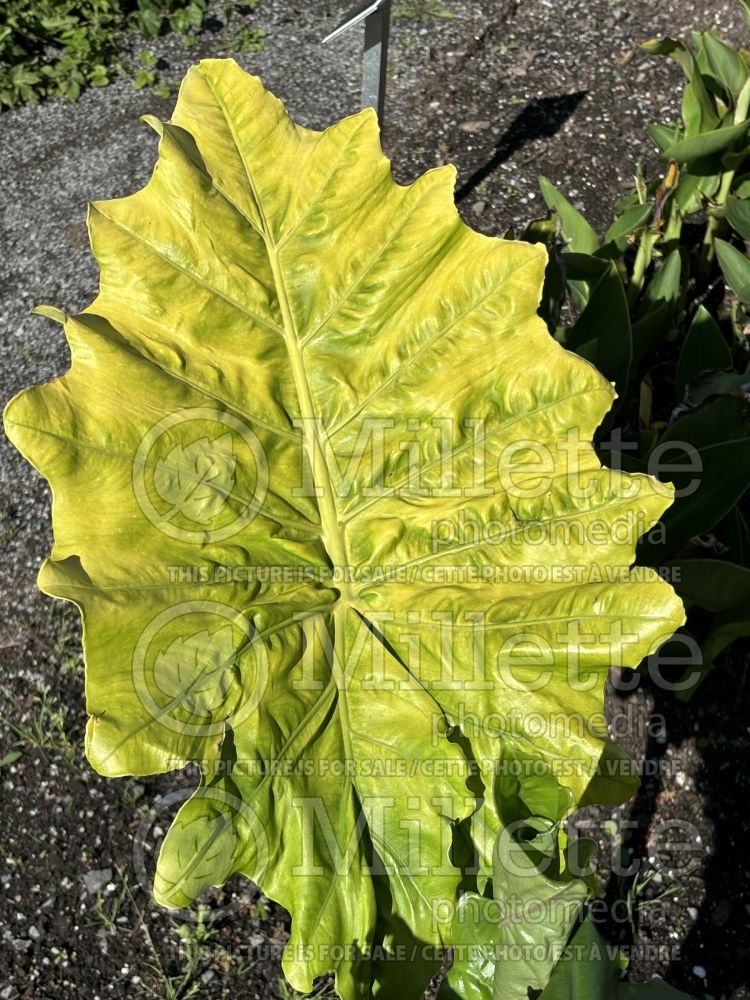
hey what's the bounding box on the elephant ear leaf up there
[3,59,684,1000]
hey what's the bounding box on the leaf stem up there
[699,169,735,277]
[627,228,659,305]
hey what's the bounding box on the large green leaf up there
[647,122,682,154]
[724,505,750,566]
[488,773,592,999]
[538,175,599,255]
[725,195,750,240]
[641,249,682,316]
[438,894,497,1000]
[604,202,653,246]
[662,118,750,165]
[3,60,684,1000]
[631,301,673,362]
[676,305,732,399]
[703,30,749,99]
[563,254,632,403]
[667,558,750,697]
[659,394,750,449]
[538,176,599,309]
[540,918,689,999]
[441,756,595,1000]
[716,236,750,303]
[640,35,718,136]
[638,437,750,563]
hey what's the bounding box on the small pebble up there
[459,119,491,132]
[83,868,113,896]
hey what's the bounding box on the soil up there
[1,1,749,998]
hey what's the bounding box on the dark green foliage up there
[0,0,263,107]
[524,9,750,697]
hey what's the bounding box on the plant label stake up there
[323,0,391,124]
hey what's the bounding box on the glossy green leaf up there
[540,917,689,999]
[703,30,749,97]
[647,123,681,155]
[489,789,592,999]
[676,305,732,398]
[641,249,682,317]
[662,119,750,164]
[673,562,750,699]
[579,738,640,807]
[439,895,497,1000]
[3,59,685,1000]
[702,608,750,667]
[659,394,750,449]
[638,438,750,563]
[442,758,596,1000]
[563,255,632,401]
[539,175,599,255]
[681,69,719,135]
[604,202,653,245]
[641,36,716,136]
[716,236,750,302]
[726,195,750,239]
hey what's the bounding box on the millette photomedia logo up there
[132,599,269,740]
[132,406,269,542]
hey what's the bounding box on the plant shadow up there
[456,91,588,203]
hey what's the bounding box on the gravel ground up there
[1,1,749,997]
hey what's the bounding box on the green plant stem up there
[699,79,750,276]
[700,169,735,277]
[663,204,684,245]
[627,228,659,305]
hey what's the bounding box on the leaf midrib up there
[203,73,364,792]
[190,70,350,594]
[263,243,359,766]
[268,245,348,573]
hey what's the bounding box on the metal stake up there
[323,0,392,124]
